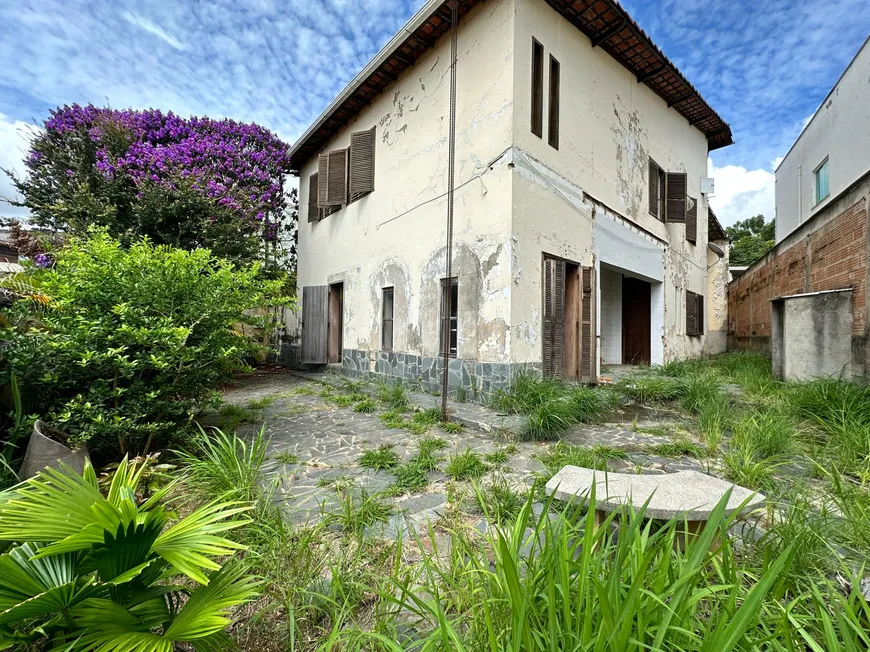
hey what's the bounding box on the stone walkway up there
[223,370,709,538]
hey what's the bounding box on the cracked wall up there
[508,0,724,369]
[294,0,516,368]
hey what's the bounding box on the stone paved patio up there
[224,370,710,538]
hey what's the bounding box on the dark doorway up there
[328,282,344,364]
[622,276,651,365]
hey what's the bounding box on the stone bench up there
[545,466,766,540]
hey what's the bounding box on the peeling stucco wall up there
[509,0,720,369]
[291,0,729,378]
[294,0,516,366]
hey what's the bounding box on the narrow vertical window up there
[440,277,458,358]
[548,55,560,149]
[531,39,544,138]
[815,158,829,204]
[381,287,394,350]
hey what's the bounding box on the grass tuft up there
[359,445,400,470]
[353,398,377,413]
[445,448,487,480]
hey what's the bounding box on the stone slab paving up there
[220,371,713,537]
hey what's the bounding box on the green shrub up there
[731,408,795,460]
[0,230,288,460]
[359,445,400,470]
[680,373,722,414]
[475,475,524,526]
[0,457,258,650]
[440,420,463,433]
[412,407,443,425]
[416,436,448,471]
[445,449,487,480]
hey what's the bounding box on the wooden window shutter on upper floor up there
[317,154,329,207]
[648,159,660,218]
[531,39,544,138]
[686,196,698,243]
[326,149,348,206]
[349,126,376,202]
[666,172,687,222]
[308,173,319,223]
[548,55,560,149]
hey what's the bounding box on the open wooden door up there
[579,266,596,383]
[544,257,597,383]
[543,257,565,379]
[301,285,329,364]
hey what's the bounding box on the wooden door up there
[579,266,596,383]
[622,277,651,365]
[544,257,596,382]
[301,285,329,364]
[543,257,565,379]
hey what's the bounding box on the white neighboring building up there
[775,37,870,243]
[284,0,732,393]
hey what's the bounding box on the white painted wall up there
[292,0,728,372]
[599,266,622,364]
[775,38,870,243]
[295,0,516,364]
[509,0,719,366]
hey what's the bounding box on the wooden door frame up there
[327,282,344,364]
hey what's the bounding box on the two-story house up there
[284,0,733,393]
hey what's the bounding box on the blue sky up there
[1,0,868,226]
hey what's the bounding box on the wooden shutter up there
[531,39,544,138]
[696,293,704,335]
[326,149,348,206]
[686,196,697,243]
[317,154,329,207]
[308,173,319,223]
[648,159,660,218]
[301,285,329,363]
[579,266,596,383]
[666,172,687,222]
[542,257,565,379]
[548,55,560,149]
[686,290,698,337]
[349,126,376,202]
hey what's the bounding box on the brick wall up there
[727,181,868,355]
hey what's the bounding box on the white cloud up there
[121,12,185,51]
[0,113,35,218]
[707,156,776,228]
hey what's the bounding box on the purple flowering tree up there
[5,104,296,267]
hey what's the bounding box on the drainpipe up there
[441,1,459,422]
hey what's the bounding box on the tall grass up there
[357,491,870,650]
[790,379,870,476]
[176,425,269,503]
[490,371,614,440]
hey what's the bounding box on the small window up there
[381,287,394,350]
[439,277,458,358]
[531,39,544,138]
[815,158,829,204]
[548,55,560,149]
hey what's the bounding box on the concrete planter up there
[19,420,89,479]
